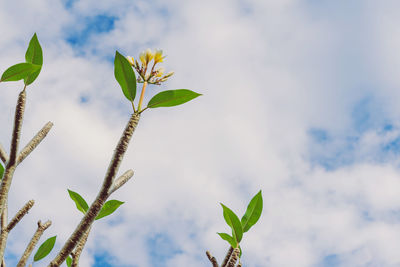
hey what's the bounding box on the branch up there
[17,122,53,165]
[0,200,35,259]
[1,202,7,231]
[49,112,141,266]
[71,226,91,267]
[221,246,234,267]
[17,220,52,267]
[0,90,26,214]
[0,201,7,267]
[6,200,34,232]
[0,89,26,260]
[206,251,219,267]
[226,248,240,267]
[0,144,8,164]
[108,169,134,195]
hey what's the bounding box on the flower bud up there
[164,71,174,78]
[156,67,165,77]
[126,56,135,66]
[154,49,165,63]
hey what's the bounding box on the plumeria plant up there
[206,191,263,267]
[0,33,262,267]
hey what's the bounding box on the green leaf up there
[34,236,56,262]
[217,232,237,248]
[0,163,4,180]
[95,200,124,220]
[147,89,201,108]
[66,256,72,267]
[241,190,263,232]
[67,189,89,214]
[0,63,41,82]
[114,51,136,101]
[24,33,43,85]
[221,203,243,243]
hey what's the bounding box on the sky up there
[1,0,400,266]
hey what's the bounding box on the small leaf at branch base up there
[34,236,56,262]
[114,51,136,101]
[66,256,72,267]
[24,33,43,85]
[147,89,201,108]
[221,203,243,243]
[95,200,124,220]
[0,63,41,82]
[241,190,263,233]
[67,189,89,214]
[217,232,237,248]
[0,163,3,179]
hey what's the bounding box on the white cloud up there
[2,1,400,266]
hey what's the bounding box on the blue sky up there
[2,0,400,266]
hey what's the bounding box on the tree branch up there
[221,246,234,267]
[0,200,35,259]
[17,220,52,267]
[17,122,53,165]
[0,144,8,164]
[108,169,134,195]
[6,200,34,232]
[0,89,26,260]
[71,226,91,267]
[49,112,140,266]
[206,251,219,267]
[226,248,240,267]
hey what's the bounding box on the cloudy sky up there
[1,0,400,266]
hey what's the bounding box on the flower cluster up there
[126,49,174,85]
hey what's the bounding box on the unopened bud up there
[164,71,174,78]
[126,56,135,66]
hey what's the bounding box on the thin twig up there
[206,251,219,267]
[49,112,141,266]
[226,248,240,267]
[71,226,91,267]
[17,220,52,267]
[108,169,134,195]
[6,200,34,232]
[221,246,234,267]
[0,144,8,164]
[17,122,53,165]
[0,89,26,260]
[0,200,34,259]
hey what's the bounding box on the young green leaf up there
[217,232,237,248]
[0,163,4,179]
[67,189,89,214]
[114,51,136,101]
[241,190,263,232]
[0,63,40,82]
[66,255,72,267]
[34,236,56,262]
[24,33,43,85]
[95,200,124,220]
[147,89,201,108]
[221,203,243,243]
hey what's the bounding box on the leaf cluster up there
[0,33,42,85]
[114,51,201,112]
[218,191,263,255]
